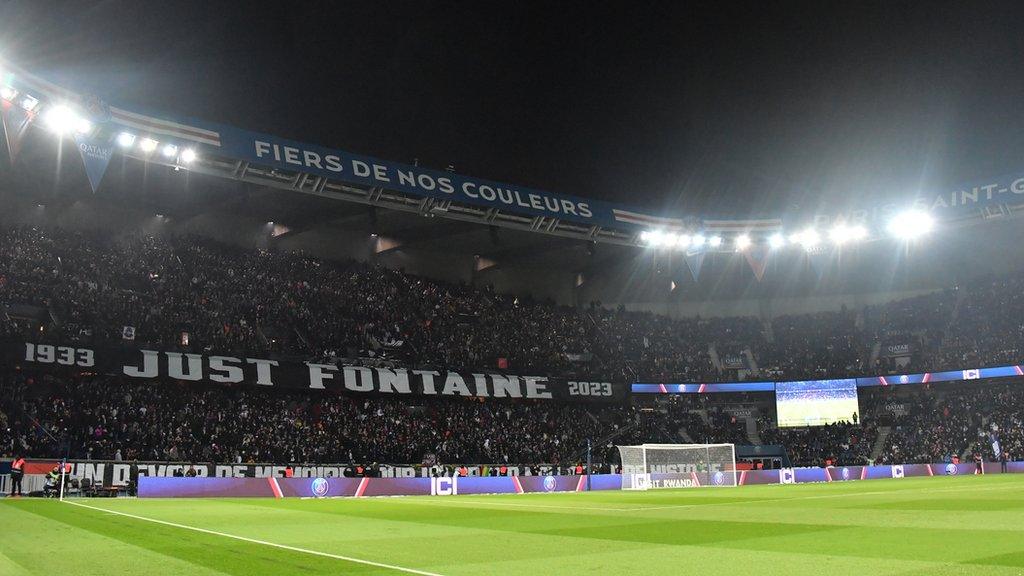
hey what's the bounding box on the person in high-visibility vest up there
[9,455,25,497]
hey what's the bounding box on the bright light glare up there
[117,132,136,147]
[691,234,706,248]
[0,86,15,101]
[887,210,934,239]
[791,229,820,250]
[162,144,178,158]
[20,96,38,112]
[829,223,867,244]
[735,234,751,250]
[180,148,197,163]
[43,105,79,134]
[139,138,159,153]
[74,117,92,134]
[768,233,786,249]
[708,235,723,248]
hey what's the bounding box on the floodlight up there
[139,138,159,153]
[887,210,933,240]
[162,144,178,158]
[829,223,867,245]
[74,117,92,135]
[20,95,38,112]
[792,228,820,250]
[43,105,79,134]
[117,132,136,147]
[708,235,723,248]
[180,148,196,163]
[0,86,15,101]
[768,233,786,249]
[691,234,706,248]
[735,234,751,250]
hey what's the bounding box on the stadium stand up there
[1,222,1023,469]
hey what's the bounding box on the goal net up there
[617,443,737,490]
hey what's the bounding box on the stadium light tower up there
[887,210,934,240]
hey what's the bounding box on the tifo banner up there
[20,460,579,486]
[3,341,628,403]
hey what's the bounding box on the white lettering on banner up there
[441,373,473,396]
[306,363,336,389]
[377,369,412,394]
[414,370,441,395]
[246,358,279,385]
[430,477,458,496]
[523,376,553,399]
[252,139,594,220]
[208,356,244,383]
[343,366,376,392]
[123,350,159,378]
[165,353,203,381]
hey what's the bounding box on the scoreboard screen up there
[775,379,859,427]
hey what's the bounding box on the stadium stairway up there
[869,426,892,463]
[742,347,758,372]
[869,341,882,368]
[745,418,762,445]
[708,343,723,372]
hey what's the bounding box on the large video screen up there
[775,379,860,427]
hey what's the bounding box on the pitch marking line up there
[62,499,446,576]
[401,482,1022,513]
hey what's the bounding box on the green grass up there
[2,475,1024,575]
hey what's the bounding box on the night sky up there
[3,1,1024,220]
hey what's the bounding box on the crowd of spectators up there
[3,224,1024,384]
[1,223,1023,469]
[872,382,1024,465]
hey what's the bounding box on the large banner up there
[3,341,627,403]
[10,460,578,488]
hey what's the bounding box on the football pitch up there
[1,475,1023,575]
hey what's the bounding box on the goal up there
[617,443,737,490]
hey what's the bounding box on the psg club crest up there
[945,464,958,476]
[311,477,330,497]
[543,476,557,492]
[712,471,725,485]
[841,467,851,481]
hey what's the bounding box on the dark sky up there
[3,1,1024,219]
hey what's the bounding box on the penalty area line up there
[61,499,446,576]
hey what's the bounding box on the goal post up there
[617,443,737,490]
